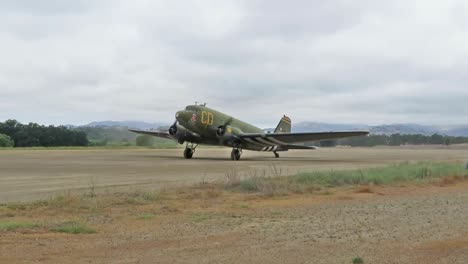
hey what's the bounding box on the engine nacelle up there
[216,125,242,145]
[169,124,193,144]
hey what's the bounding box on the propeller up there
[168,120,178,136]
[217,117,235,145]
[216,117,233,137]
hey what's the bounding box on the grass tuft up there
[240,178,259,192]
[137,213,156,220]
[0,222,38,231]
[270,210,283,216]
[352,257,364,264]
[225,168,242,188]
[231,203,249,209]
[139,191,162,201]
[191,213,209,223]
[51,222,96,234]
[3,212,15,218]
[6,203,27,211]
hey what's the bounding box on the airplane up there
[129,103,369,160]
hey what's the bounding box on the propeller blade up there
[168,120,178,135]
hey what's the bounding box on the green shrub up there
[240,178,258,192]
[0,133,14,147]
[352,257,364,264]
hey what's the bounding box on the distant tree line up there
[4,119,467,149]
[313,133,468,147]
[0,120,88,147]
[75,126,136,145]
[74,126,176,147]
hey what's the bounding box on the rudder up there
[274,115,291,133]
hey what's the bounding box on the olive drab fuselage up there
[129,104,369,160]
[175,105,266,150]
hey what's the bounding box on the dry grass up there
[435,175,465,187]
[1,162,466,214]
[224,162,467,196]
[224,167,242,188]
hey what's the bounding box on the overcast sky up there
[1,0,467,127]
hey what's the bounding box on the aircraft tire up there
[274,152,279,158]
[231,149,241,161]
[184,148,193,159]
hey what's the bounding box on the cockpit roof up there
[185,104,207,111]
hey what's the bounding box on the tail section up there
[274,115,291,133]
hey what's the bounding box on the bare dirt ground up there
[1,146,468,202]
[1,182,468,264]
[1,146,468,264]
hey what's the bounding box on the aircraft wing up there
[285,144,318,150]
[239,131,369,146]
[128,129,174,140]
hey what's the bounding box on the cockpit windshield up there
[185,106,199,112]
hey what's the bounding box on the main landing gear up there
[231,148,242,161]
[274,151,279,158]
[184,142,198,159]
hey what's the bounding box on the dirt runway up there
[2,146,468,263]
[1,146,468,202]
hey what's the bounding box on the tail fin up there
[274,115,291,133]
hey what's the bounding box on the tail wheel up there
[274,151,279,158]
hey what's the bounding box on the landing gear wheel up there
[184,148,193,159]
[183,142,198,159]
[231,149,241,161]
[274,151,279,158]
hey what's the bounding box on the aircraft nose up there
[175,110,189,122]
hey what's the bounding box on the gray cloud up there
[0,0,467,127]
